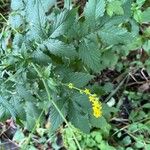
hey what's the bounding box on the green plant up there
[63,125,115,150]
[0,0,150,149]
[0,0,133,131]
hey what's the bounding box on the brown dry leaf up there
[138,82,150,92]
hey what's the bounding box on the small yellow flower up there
[92,94,97,98]
[66,83,102,118]
[68,83,74,89]
[84,89,91,95]
[92,101,102,118]
[89,95,102,118]
[93,108,102,118]
[89,95,95,102]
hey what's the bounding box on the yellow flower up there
[93,108,102,118]
[89,95,96,102]
[84,89,91,95]
[92,101,102,118]
[89,96,94,102]
[66,83,102,118]
[68,83,74,89]
[89,95,102,118]
[92,94,98,98]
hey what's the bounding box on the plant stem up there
[22,109,44,149]
[31,63,82,150]
[0,13,19,33]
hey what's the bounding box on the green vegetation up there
[0,0,150,149]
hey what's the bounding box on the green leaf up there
[25,1,46,39]
[16,85,36,102]
[0,106,7,120]
[134,10,142,22]
[42,39,77,58]
[13,129,25,143]
[142,103,150,108]
[93,132,102,143]
[10,95,26,119]
[71,93,92,113]
[68,101,91,133]
[99,26,133,45]
[136,0,146,7]
[25,102,42,131]
[25,0,56,22]
[0,96,16,119]
[89,116,107,128]
[47,78,57,92]
[128,123,138,132]
[122,0,132,18]
[25,0,56,39]
[122,136,132,146]
[145,144,150,150]
[135,141,145,149]
[50,8,77,38]
[50,99,68,132]
[102,103,117,120]
[84,0,106,27]
[143,27,150,38]
[103,0,132,27]
[79,38,101,72]
[104,82,114,93]
[32,50,52,65]
[130,20,139,37]
[43,65,52,78]
[101,51,119,68]
[13,33,24,49]
[107,0,124,17]
[98,141,116,150]
[63,72,94,88]
[11,0,24,10]
[9,13,23,29]
[141,7,150,22]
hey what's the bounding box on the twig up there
[105,75,128,102]
[141,68,148,81]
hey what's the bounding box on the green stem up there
[31,63,82,150]
[22,109,44,149]
[64,0,72,9]
[0,13,7,22]
[0,13,19,33]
